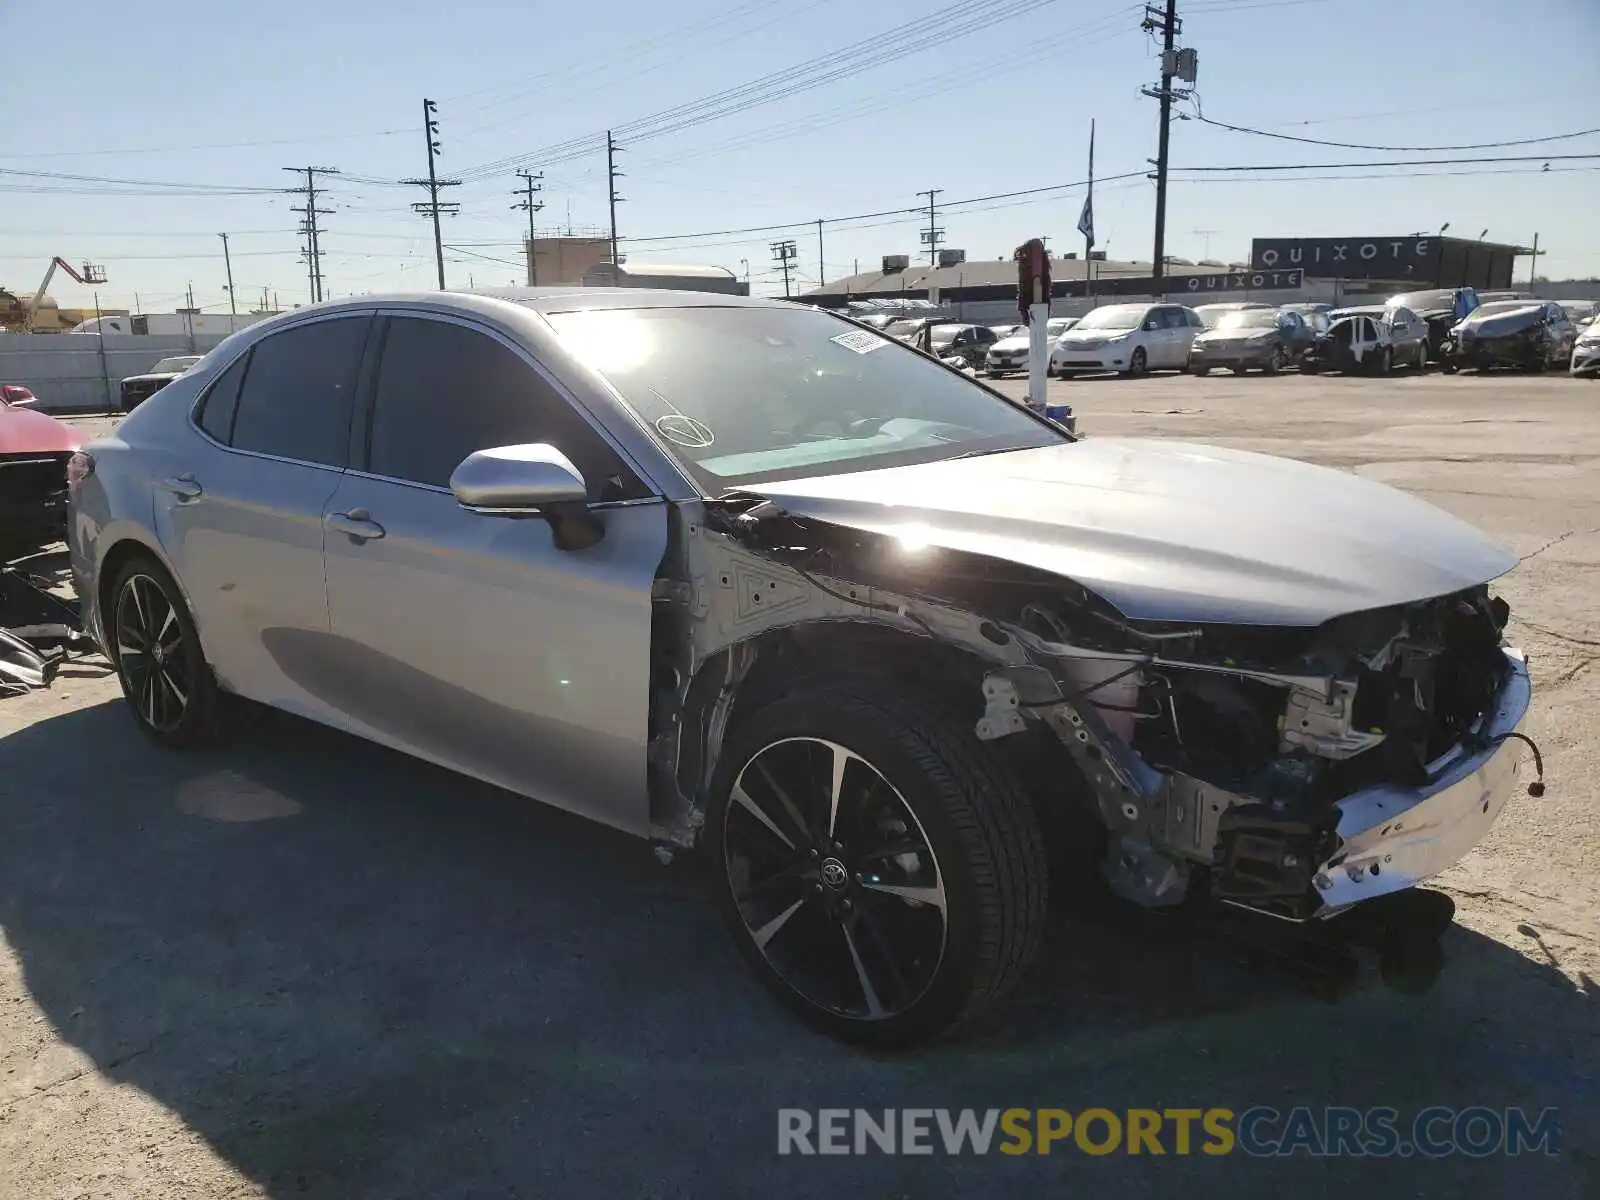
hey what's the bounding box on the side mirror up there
[451,443,587,511]
[450,443,602,550]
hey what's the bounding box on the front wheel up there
[1263,346,1287,375]
[1124,347,1148,377]
[708,681,1048,1047]
[1192,364,1211,377]
[1415,342,1428,371]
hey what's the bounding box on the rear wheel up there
[708,681,1048,1047]
[108,555,241,747]
[1415,342,1428,371]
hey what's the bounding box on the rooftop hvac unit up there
[937,249,966,268]
[1063,252,1078,260]
[882,254,910,273]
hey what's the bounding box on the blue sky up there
[3,0,1597,312]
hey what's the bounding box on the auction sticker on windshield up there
[830,329,890,355]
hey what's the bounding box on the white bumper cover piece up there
[1314,649,1532,914]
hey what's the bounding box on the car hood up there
[991,335,1032,352]
[1059,328,1135,343]
[740,438,1516,626]
[1456,305,1543,338]
[0,405,82,455]
[1195,328,1274,343]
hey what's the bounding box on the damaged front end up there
[652,495,1536,925]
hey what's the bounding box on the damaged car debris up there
[70,289,1541,1048]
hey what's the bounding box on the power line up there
[1185,112,1600,152]
[454,0,1072,180]
[1174,151,1600,171]
[0,129,410,161]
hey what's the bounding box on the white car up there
[1572,320,1600,377]
[984,317,1079,377]
[1050,303,1202,377]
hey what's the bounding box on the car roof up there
[285,286,796,319]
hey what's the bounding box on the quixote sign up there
[1250,236,1438,279]
[1168,267,1303,294]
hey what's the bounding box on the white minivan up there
[1050,302,1203,377]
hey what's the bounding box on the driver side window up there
[364,316,646,501]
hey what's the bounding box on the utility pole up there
[606,131,625,274]
[771,239,798,298]
[513,169,545,285]
[284,166,338,303]
[402,99,461,289]
[816,219,826,288]
[740,258,750,290]
[219,232,236,315]
[917,188,944,265]
[1141,0,1194,284]
[1528,232,1542,287]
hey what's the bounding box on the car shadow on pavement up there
[1,698,1594,1199]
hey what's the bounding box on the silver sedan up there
[70,288,1535,1046]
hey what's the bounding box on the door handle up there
[327,508,386,542]
[160,473,202,500]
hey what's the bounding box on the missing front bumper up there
[1310,648,1532,915]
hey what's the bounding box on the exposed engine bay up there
[650,495,1532,923]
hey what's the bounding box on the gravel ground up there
[1,372,1596,1198]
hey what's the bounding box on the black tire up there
[1124,347,1148,377]
[1263,346,1286,375]
[1415,342,1428,371]
[707,680,1048,1047]
[1372,347,1392,375]
[107,554,239,748]
[1192,364,1210,377]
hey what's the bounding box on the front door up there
[154,313,371,712]
[319,313,668,835]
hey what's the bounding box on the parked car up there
[1477,290,1532,305]
[1571,319,1600,377]
[926,323,999,369]
[121,354,204,413]
[1191,301,1274,331]
[983,316,1078,377]
[1308,306,1429,373]
[70,289,1535,1046]
[1386,288,1480,362]
[1188,307,1316,375]
[1050,303,1201,377]
[1574,321,1600,377]
[1442,300,1577,372]
[1,384,82,559]
[1278,302,1333,337]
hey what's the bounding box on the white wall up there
[0,334,232,412]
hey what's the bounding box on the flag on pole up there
[1077,119,1096,247]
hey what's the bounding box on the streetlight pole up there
[219,232,236,315]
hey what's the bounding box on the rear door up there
[319,312,668,835]
[157,313,371,710]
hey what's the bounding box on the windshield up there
[544,306,1063,491]
[1073,304,1145,331]
[1216,310,1279,331]
[882,318,923,337]
[1390,290,1454,311]
[929,326,960,346]
[1046,318,1074,335]
[150,356,200,374]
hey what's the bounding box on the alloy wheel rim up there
[723,736,947,1021]
[115,574,191,732]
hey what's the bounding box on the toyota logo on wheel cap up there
[820,857,849,890]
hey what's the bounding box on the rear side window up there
[229,316,370,466]
[365,316,643,501]
[196,351,250,443]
